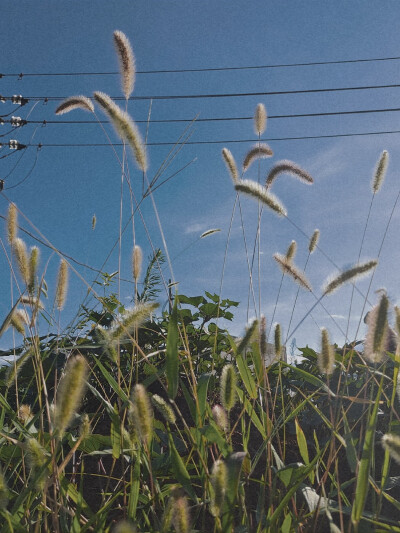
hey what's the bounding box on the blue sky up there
[1,1,400,352]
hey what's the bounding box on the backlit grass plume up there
[5,347,33,387]
[130,384,153,447]
[220,364,237,412]
[10,309,28,335]
[26,438,49,489]
[254,103,267,135]
[222,148,239,183]
[235,179,287,216]
[55,96,94,115]
[260,315,267,359]
[364,293,389,363]
[212,404,228,432]
[309,229,320,253]
[7,203,17,244]
[13,238,29,285]
[273,253,312,291]
[285,240,297,262]
[113,520,137,533]
[266,160,313,189]
[237,318,258,354]
[113,30,135,100]
[93,91,147,171]
[109,301,158,341]
[55,259,69,310]
[28,246,39,294]
[210,459,227,517]
[132,245,142,281]
[372,150,389,193]
[171,490,190,533]
[323,260,378,295]
[318,328,335,375]
[54,354,88,437]
[243,143,273,172]
[382,433,400,464]
[151,394,176,425]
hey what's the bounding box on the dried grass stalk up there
[55,96,94,115]
[113,30,135,100]
[94,91,147,171]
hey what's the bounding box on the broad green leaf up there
[128,455,140,519]
[168,431,196,501]
[111,404,121,459]
[166,296,179,400]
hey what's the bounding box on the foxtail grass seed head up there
[13,238,29,285]
[235,179,287,216]
[26,437,49,489]
[7,203,17,244]
[382,433,400,464]
[372,150,389,193]
[364,294,389,363]
[274,323,282,358]
[80,413,91,440]
[212,404,229,432]
[318,328,335,375]
[151,394,176,425]
[395,306,400,337]
[113,30,136,100]
[273,253,312,291]
[10,312,26,335]
[323,260,378,295]
[92,214,96,230]
[55,95,94,115]
[260,315,267,360]
[285,240,297,262]
[222,148,239,183]
[54,354,88,437]
[0,467,7,510]
[172,492,190,533]
[243,143,273,172]
[220,364,237,412]
[266,160,313,189]
[94,91,147,171]
[18,404,33,425]
[55,259,69,310]
[5,347,33,387]
[95,325,118,362]
[237,318,258,354]
[200,228,221,238]
[132,245,142,281]
[28,246,40,294]
[254,103,267,135]
[109,302,158,342]
[130,384,153,447]
[210,459,227,517]
[309,229,320,254]
[161,498,174,533]
[113,520,137,533]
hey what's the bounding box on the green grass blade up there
[166,296,179,400]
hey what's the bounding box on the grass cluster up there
[1,31,400,533]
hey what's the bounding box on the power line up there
[25,129,400,147]
[2,54,400,77]
[10,106,400,126]
[3,82,400,102]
